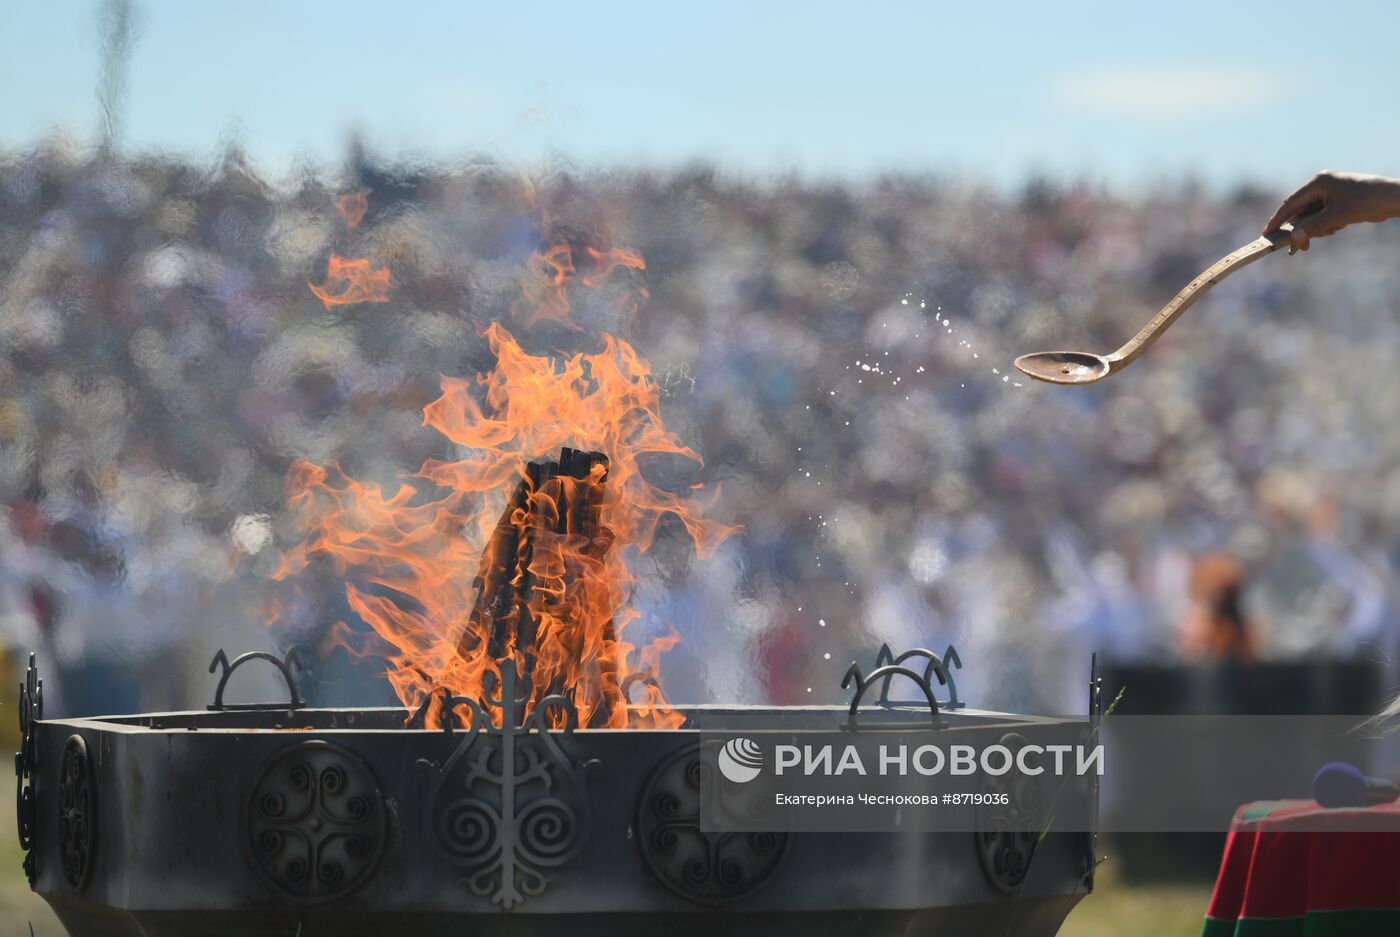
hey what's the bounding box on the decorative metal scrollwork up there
[245,740,386,903]
[841,643,968,729]
[406,689,484,731]
[842,661,941,728]
[1084,653,1104,889]
[872,643,964,710]
[636,743,789,905]
[416,659,593,910]
[975,731,1042,894]
[15,653,42,888]
[208,649,304,711]
[619,671,661,703]
[57,735,94,890]
[1090,652,1103,726]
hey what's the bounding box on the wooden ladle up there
[1014,224,1295,385]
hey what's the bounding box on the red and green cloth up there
[1202,800,1400,936]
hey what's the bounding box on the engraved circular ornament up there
[245,740,386,903]
[975,732,1042,893]
[636,743,788,905]
[57,734,94,890]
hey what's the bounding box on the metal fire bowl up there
[25,701,1095,937]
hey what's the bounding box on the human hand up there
[1264,171,1400,253]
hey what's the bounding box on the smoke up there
[95,0,142,152]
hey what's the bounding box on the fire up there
[516,241,574,325]
[307,191,391,307]
[513,240,647,326]
[334,188,371,229]
[308,252,393,308]
[276,235,731,729]
[581,246,646,287]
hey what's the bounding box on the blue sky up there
[3,0,1398,188]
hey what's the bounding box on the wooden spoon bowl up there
[1015,225,1295,386]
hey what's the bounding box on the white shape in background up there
[231,513,273,554]
[1058,66,1278,122]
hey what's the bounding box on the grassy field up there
[0,653,60,934]
[0,866,1215,937]
[0,807,60,935]
[1060,863,1212,937]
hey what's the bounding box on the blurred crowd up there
[4,139,1400,716]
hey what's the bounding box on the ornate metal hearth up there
[15,646,1099,937]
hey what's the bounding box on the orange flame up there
[274,320,733,728]
[334,189,371,229]
[516,241,575,325]
[581,246,646,287]
[308,252,393,308]
[512,239,647,326]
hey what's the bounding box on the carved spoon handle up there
[1110,223,1294,367]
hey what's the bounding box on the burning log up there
[459,447,624,725]
[277,325,722,731]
